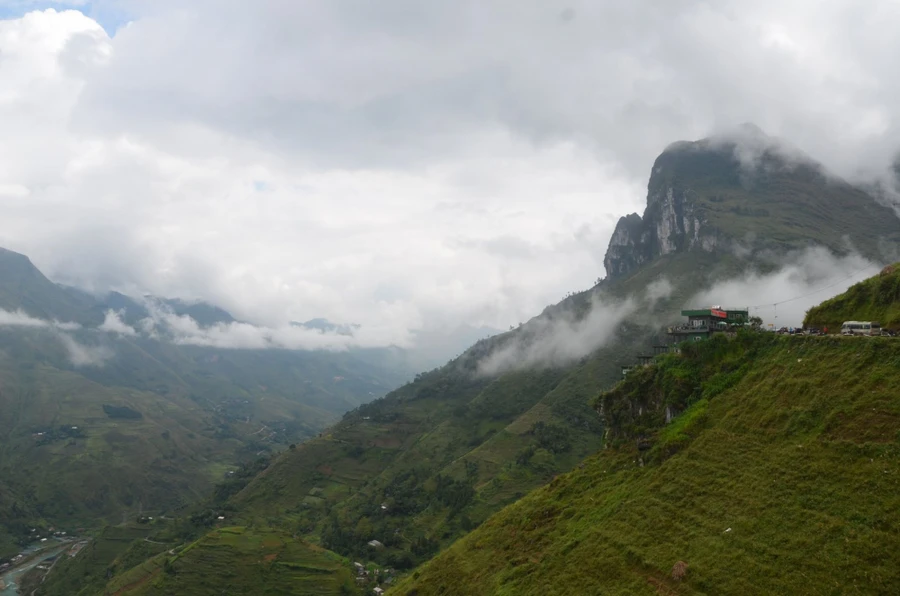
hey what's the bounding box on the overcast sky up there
[0,1,898,342]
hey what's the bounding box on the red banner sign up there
[710,309,727,318]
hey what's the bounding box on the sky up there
[0,0,898,347]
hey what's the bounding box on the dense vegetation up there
[805,263,900,330]
[396,333,900,594]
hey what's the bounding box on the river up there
[0,541,70,596]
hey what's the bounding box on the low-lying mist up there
[0,300,409,369]
[477,278,672,376]
[689,248,881,328]
[0,308,110,367]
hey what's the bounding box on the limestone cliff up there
[602,124,900,280]
[603,146,721,280]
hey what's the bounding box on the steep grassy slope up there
[395,333,900,595]
[805,263,900,330]
[0,481,38,559]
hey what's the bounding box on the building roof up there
[681,308,749,318]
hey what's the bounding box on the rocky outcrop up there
[603,213,652,278]
[603,154,719,280]
[602,124,900,281]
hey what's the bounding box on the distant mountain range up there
[0,247,422,561]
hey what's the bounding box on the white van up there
[841,321,881,336]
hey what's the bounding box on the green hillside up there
[805,263,900,330]
[396,332,900,595]
[103,527,356,595]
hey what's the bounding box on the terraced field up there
[104,527,355,595]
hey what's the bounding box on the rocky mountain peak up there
[602,125,900,281]
[603,136,727,280]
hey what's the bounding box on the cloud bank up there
[478,278,673,375]
[688,247,880,328]
[0,308,81,331]
[134,302,411,351]
[99,309,137,335]
[0,300,408,368]
[0,2,897,343]
[57,333,113,367]
[0,300,411,353]
[0,307,109,366]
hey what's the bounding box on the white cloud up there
[58,333,112,366]
[99,309,137,335]
[0,307,109,364]
[477,296,637,375]
[477,279,672,375]
[688,247,879,328]
[0,184,30,198]
[138,304,410,351]
[0,309,50,327]
[0,3,897,347]
[0,308,81,330]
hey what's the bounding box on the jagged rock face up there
[603,151,720,280]
[602,125,900,281]
[603,213,652,278]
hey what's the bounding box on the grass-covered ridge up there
[805,263,900,331]
[395,334,900,595]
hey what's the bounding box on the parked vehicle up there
[841,321,881,336]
